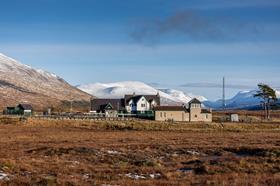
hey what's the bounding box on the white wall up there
[136,96,150,112]
[150,100,157,108]
[126,99,133,112]
[126,96,157,113]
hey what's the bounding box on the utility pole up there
[222,77,226,110]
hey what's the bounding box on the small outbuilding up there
[17,104,33,116]
[4,104,33,116]
[5,107,17,115]
[91,99,126,117]
[230,114,239,122]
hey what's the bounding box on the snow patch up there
[0,53,60,81]
[107,150,121,155]
[125,173,146,180]
[186,150,200,156]
[36,69,58,79]
[124,173,161,180]
[149,173,161,179]
[0,172,9,181]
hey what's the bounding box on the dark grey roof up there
[91,99,125,111]
[189,98,201,104]
[154,106,188,111]
[201,109,211,113]
[131,95,143,103]
[124,94,160,105]
[18,104,33,110]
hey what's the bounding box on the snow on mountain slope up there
[78,81,206,105]
[0,53,91,109]
[79,81,159,98]
[204,89,280,109]
[276,90,280,97]
[224,90,262,108]
[159,89,207,103]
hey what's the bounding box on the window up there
[141,104,145,107]
[160,112,162,117]
[206,114,208,119]
[195,115,198,118]
[164,112,166,117]
[192,104,201,108]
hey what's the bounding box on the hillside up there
[0,53,91,110]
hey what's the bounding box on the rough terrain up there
[0,119,279,185]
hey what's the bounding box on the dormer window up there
[189,98,202,109]
[191,103,201,108]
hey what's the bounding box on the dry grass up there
[214,110,280,123]
[0,118,279,185]
[24,118,280,132]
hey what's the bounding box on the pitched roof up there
[131,95,144,103]
[189,98,201,104]
[124,94,160,105]
[18,104,33,110]
[91,99,125,111]
[201,109,211,113]
[100,103,114,110]
[154,106,188,111]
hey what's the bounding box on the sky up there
[0,0,280,100]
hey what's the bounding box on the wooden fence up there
[31,113,140,121]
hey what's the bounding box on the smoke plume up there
[130,10,259,43]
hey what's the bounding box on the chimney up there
[133,92,136,96]
[157,91,160,97]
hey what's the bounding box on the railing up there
[31,113,139,121]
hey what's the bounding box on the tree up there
[254,83,277,120]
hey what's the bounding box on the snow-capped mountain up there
[0,53,91,109]
[204,89,280,109]
[78,81,207,105]
[159,89,207,103]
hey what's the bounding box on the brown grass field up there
[0,117,279,185]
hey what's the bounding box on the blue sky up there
[0,0,280,100]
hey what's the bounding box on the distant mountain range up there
[204,90,280,110]
[0,53,91,110]
[1,53,278,111]
[78,81,207,105]
[78,81,280,110]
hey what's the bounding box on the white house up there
[90,93,160,116]
[124,93,160,114]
